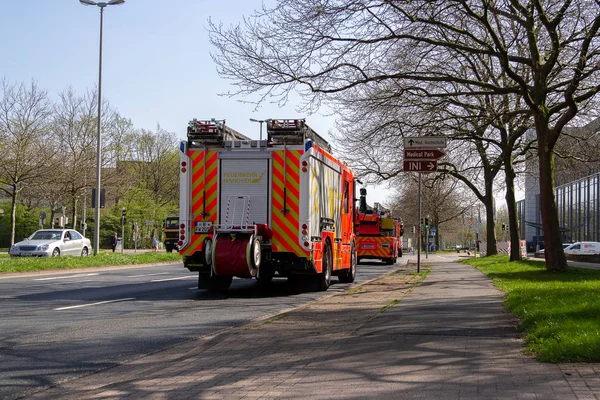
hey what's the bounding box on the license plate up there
[194,221,213,233]
[362,244,375,249]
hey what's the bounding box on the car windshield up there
[30,231,61,241]
[165,218,179,229]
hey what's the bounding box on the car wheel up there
[52,248,60,257]
[81,247,89,257]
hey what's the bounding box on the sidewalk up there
[28,259,600,399]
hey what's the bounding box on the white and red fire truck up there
[178,118,357,291]
[354,188,404,265]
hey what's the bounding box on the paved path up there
[26,259,600,399]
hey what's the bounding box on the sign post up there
[403,136,448,271]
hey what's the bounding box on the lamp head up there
[79,0,97,5]
[108,0,125,4]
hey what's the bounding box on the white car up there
[9,229,92,257]
[563,242,600,256]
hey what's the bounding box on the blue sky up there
[0,0,391,205]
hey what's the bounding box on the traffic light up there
[421,218,424,226]
[501,223,506,231]
[424,218,429,230]
[121,209,127,225]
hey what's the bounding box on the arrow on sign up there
[403,160,438,172]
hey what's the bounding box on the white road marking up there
[54,297,135,311]
[126,272,169,278]
[35,273,99,281]
[151,276,195,283]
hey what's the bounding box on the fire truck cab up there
[178,118,357,292]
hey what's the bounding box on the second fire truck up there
[178,118,357,291]
[354,188,404,265]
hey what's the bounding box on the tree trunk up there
[538,133,567,271]
[504,154,521,261]
[483,194,497,256]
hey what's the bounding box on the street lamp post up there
[249,118,266,140]
[80,0,125,255]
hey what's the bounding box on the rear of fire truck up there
[354,188,403,265]
[178,118,357,292]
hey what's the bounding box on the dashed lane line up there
[54,297,135,311]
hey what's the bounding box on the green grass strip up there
[462,255,600,363]
[0,251,182,274]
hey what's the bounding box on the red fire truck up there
[178,118,357,291]
[354,188,404,265]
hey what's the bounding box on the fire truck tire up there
[385,258,394,265]
[338,242,356,283]
[206,275,233,292]
[398,249,403,257]
[316,241,333,291]
[256,264,274,286]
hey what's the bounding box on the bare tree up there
[129,124,179,207]
[209,0,600,271]
[0,79,55,246]
[52,87,98,231]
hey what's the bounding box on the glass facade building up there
[518,171,600,250]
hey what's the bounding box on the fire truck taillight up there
[181,161,187,173]
[302,224,308,229]
[301,160,308,173]
[180,235,185,240]
[180,223,185,229]
[303,241,309,247]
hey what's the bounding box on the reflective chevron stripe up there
[355,236,395,258]
[271,149,308,257]
[182,149,218,257]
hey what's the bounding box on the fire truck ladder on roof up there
[266,119,331,152]
[187,119,250,147]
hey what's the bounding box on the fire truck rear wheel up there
[317,241,333,291]
[256,264,274,286]
[206,275,233,292]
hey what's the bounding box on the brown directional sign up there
[404,149,445,160]
[403,160,437,172]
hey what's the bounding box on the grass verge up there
[0,251,182,274]
[461,255,600,363]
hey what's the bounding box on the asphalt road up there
[0,257,420,400]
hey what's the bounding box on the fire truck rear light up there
[302,224,308,229]
[180,229,185,234]
[302,167,307,172]
[180,235,185,240]
[181,161,187,167]
[302,229,307,235]
[180,224,185,229]
[178,240,183,246]
[302,160,308,166]
[303,241,309,247]
[181,167,187,173]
